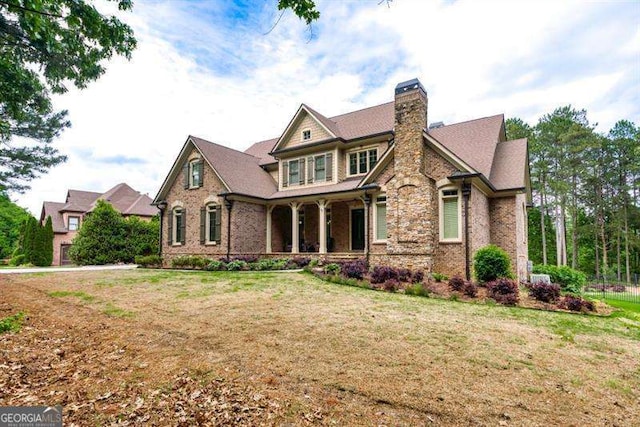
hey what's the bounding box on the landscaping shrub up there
[135,255,162,267]
[412,270,424,283]
[382,279,399,292]
[308,259,319,268]
[486,278,519,305]
[448,275,465,292]
[473,244,513,283]
[396,268,412,283]
[558,295,595,312]
[231,255,258,263]
[341,259,367,280]
[526,282,561,303]
[205,260,226,271]
[463,281,478,298]
[9,254,26,266]
[171,255,209,269]
[226,260,247,271]
[432,272,448,282]
[324,263,340,275]
[370,266,398,284]
[531,265,586,294]
[611,284,626,292]
[405,282,430,297]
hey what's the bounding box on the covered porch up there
[264,191,373,256]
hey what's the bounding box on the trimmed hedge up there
[473,244,513,282]
[532,265,586,294]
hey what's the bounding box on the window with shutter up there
[314,155,325,181]
[173,207,184,244]
[288,160,299,185]
[167,210,173,245]
[206,204,221,244]
[282,161,288,187]
[200,207,206,244]
[440,189,460,241]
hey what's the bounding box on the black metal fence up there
[584,274,640,304]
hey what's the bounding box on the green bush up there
[405,283,430,297]
[9,254,26,266]
[171,255,210,269]
[135,254,162,267]
[532,264,586,294]
[324,263,340,275]
[205,260,226,271]
[432,272,448,282]
[226,260,247,271]
[473,244,513,283]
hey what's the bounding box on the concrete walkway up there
[0,264,138,275]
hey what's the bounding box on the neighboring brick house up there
[153,79,531,279]
[40,183,158,265]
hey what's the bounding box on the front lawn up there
[1,269,638,425]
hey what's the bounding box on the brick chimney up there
[393,78,427,178]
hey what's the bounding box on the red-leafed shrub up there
[370,266,398,284]
[382,279,400,292]
[397,268,412,283]
[487,278,519,305]
[341,259,368,280]
[463,281,478,298]
[558,295,595,312]
[449,275,465,292]
[526,282,561,303]
[412,270,425,283]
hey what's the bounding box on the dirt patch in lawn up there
[1,270,639,426]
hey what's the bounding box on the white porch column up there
[290,202,300,254]
[316,199,328,254]
[265,205,275,253]
[361,196,371,254]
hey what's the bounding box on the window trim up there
[439,187,462,243]
[189,159,202,188]
[347,148,378,177]
[205,204,221,245]
[373,194,387,243]
[68,216,80,231]
[302,129,311,141]
[172,207,184,246]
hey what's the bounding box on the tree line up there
[507,108,639,283]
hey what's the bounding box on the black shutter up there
[198,159,204,187]
[180,208,186,244]
[167,210,173,245]
[326,152,333,181]
[215,207,222,244]
[307,156,314,183]
[299,158,305,185]
[282,161,288,188]
[200,207,206,244]
[183,163,189,189]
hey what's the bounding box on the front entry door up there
[61,244,72,265]
[351,208,365,250]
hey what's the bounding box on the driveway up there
[0,264,138,275]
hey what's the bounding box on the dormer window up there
[302,129,311,141]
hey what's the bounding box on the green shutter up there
[376,202,387,241]
[326,153,333,181]
[167,210,173,245]
[215,207,222,244]
[183,163,189,189]
[200,207,206,244]
[282,161,288,188]
[307,156,314,183]
[349,153,357,175]
[299,158,305,185]
[443,197,459,239]
[180,208,186,244]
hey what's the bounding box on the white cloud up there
[12,0,640,215]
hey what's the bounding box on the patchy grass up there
[0,269,638,426]
[0,312,25,334]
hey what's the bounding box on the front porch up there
[265,198,369,256]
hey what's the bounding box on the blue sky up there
[15,0,640,214]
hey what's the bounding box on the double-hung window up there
[314,155,326,181]
[374,195,387,242]
[348,149,377,176]
[440,188,461,241]
[68,216,80,231]
[288,159,299,185]
[201,204,221,244]
[171,207,185,245]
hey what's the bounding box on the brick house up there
[153,79,530,279]
[40,183,157,265]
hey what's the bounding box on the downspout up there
[224,196,233,259]
[462,182,471,280]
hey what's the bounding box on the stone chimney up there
[393,78,428,178]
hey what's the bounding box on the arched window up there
[169,206,185,245]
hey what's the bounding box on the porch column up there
[265,205,275,254]
[361,195,371,255]
[290,202,300,254]
[316,199,328,254]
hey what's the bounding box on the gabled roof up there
[41,202,67,233]
[489,138,528,190]
[243,137,278,166]
[428,114,504,178]
[191,136,278,198]
[90,183,157,217]
[61,190,101,212]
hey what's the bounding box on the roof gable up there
[272,105,337,153]
[489,138,528,190]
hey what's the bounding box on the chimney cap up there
[428,121,445,130]
[395,78,426,96]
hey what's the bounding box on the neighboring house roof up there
[41,202,67,233]
[41,183,156,233]
[190,136,278,199]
